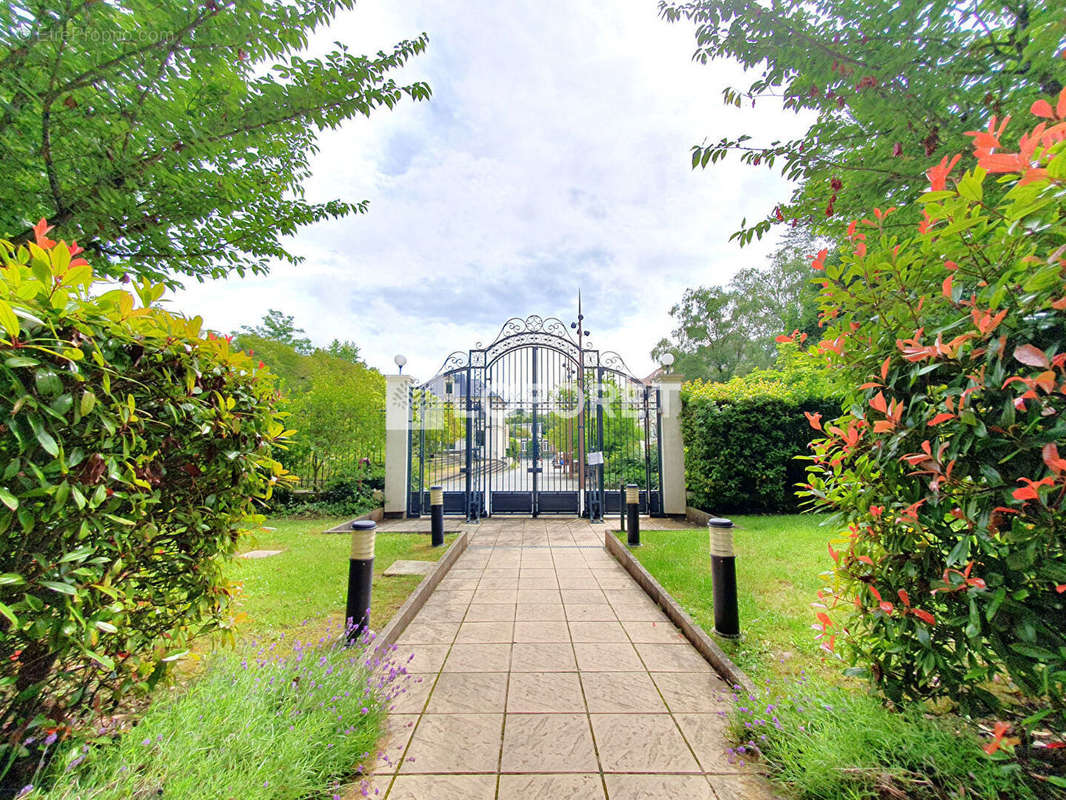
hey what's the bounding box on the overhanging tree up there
[0,0,431,283]
[660,0,1064,244]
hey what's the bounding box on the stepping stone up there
[384,560,436,576]
[239,549,282,559]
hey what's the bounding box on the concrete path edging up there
[375,532,469,654]
[604,531,754,694]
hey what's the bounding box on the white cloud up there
[172,0,812,380]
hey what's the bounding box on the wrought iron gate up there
[407,315,663,520]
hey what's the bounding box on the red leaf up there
[912,608,935,625]
[879,601,894,614]
[811,248,828,271]
[897,589,910,607]
[1031,99,1055,119]
[775,334,795,343]
[804,411,823,431]
[870,391,888,414]
[828,543,840,563]
[880,357,891,381]
[1014,344,1050,368]
[942,274,953,299]
[1042,442,1066,473]
[927,412,955,426]
[1057,584,1066,594]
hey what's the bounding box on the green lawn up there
[231,517,454,638]
[623,513,847,683]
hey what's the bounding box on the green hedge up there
[681,351,840,514]
[0,230,289,789]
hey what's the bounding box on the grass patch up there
[729,680,1039,800]
[622,513,839,682]
[31,629,403,800]
[232,517,455,637]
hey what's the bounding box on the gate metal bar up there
[406,315,664,519]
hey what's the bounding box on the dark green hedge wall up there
[682,396,841,514]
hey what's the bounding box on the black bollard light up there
[708,517,740,638]
[430,485,445,547]
[626,483,640,546]
[345,519,376,645]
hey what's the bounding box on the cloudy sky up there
[172,0,810,380]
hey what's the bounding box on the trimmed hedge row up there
[682,395,840,514]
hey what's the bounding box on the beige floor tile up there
[514,620,572,642]
[673,713,748,773]
[511,642,577,671]
[429,589,476,605]
[472,588,519,604]
[708,774,782,800]
[561,588,608,604]
[414,602,471,622]
[478,576,522,589]
[436,577,480,591]
[621,620,688,644]
[601,586,655,605]
[426,672,509,714]
[396,620,461,645]
[515,603,567,621]
[609,604,669,622]
[386,774,497,800]
[517,588,562,604]
[568,620,628,642]
[573,641,644,671]
[556,574,596,589]
[498,774,605,799]
[634,642,714,672]
[482,568,520,578]
[501,714,598,772]
[519,568,557,580]
[456,620,515,643]
[443,643,512,673]
[399,714,502,773]
[507,671,586,713]
[466,603,517,622]
[564,604,618,622]
[595,574,636,589]
[592,714,701,773]
[580,671,669,713]
[651,672,730,713]
[389,674,433,714]
[395,644,450,674]
[518,577,559,590]
[603,774,716,800]
[372,713,417,774]
[447,568,485,580]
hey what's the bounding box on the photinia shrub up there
[0,225,291,784]
[800,89,1066,715]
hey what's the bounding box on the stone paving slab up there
[383,560,437,576]
[361,518,781,800]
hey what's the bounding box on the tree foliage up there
[661,0,1065,244]
[653,231,822,381]
[238,310,313,355]
[0,225,289,784]
[0,0,431,283]
[801,90,1066,722]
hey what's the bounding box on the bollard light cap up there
[430,485,443,491]
[351,520,377,531]
[707,517,734,528]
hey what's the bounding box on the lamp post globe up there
[393,354,408,374]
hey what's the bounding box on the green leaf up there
[0,299,20,339]
[36,427,59,457]
[0,487,18,510]
[0,573,25,586]
[41,580,76,596]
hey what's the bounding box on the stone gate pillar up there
[384,373,414,518]
[656,374,686,516]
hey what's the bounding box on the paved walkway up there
[368,519,777,800]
